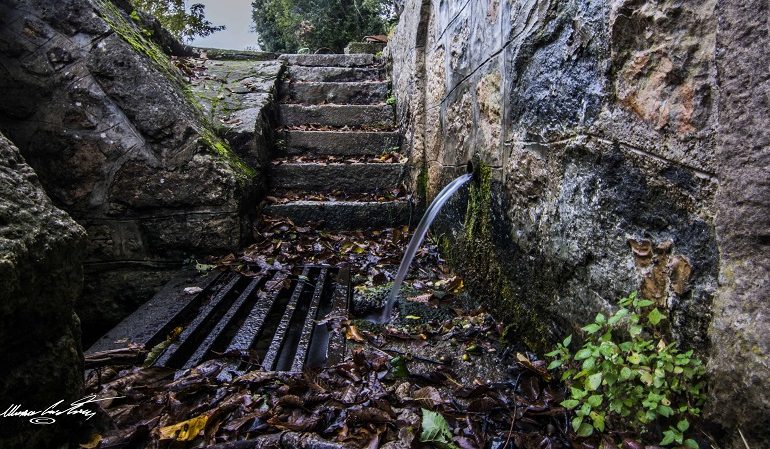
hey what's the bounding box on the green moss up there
[200,129,257,185]
[463,163,492,239]
[416,163,428,205]
[95,0,175,77]
[446,161,551,352]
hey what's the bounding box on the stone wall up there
[389,0,768,445]
[0,132,86,449]
[0,0,277,343]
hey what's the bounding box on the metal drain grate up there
[87,266,349,372]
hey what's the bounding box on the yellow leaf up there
[345,324,366,342]
[169,326,183,339]
[80,434,102,449]
[159,415,208,441]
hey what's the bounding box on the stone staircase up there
[264,53,411,230]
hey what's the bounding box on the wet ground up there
[79,218,585,448]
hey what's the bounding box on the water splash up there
[379,173,473,323]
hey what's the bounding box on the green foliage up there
[546,292,706,444]
[251,0,396,53]
[420,409,459,449]
[131,0,225,42]
[386,95,396,106]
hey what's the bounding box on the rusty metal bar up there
[143,270,227,349]
[290,267,328,372]
[182,275,264,370]
[325,268,350,367]
[261,267,310,371]
[224,272,286,354]
[154,275,241,367]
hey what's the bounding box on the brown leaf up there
[412,386,446,408]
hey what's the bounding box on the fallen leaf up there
[79,434,102,449]
[345,323,367,342]
[159,414,208,441]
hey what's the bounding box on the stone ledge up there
[271,162,405,192]
[264,200,411,229]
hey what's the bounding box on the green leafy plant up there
[131,0,225,42]
[251,0,396,53]
[547,292,705,447]
[386,95,396,106]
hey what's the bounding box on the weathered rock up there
[191,59,283,170]
[707,0,770,445]
[0,0,268,343]
[345,42,386,54]
[271,162,405,193]
[390,0,767,445]
[0,132,86,449]
[278,104,395,128]
[282,130,400,155]
[192,47,278,60]
[264,200,411,229]
[280,81,389,105]
[287,65,384,82]
[279,53,376,67]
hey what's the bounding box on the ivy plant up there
[546,292,706,448]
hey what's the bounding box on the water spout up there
[379,171,474,323]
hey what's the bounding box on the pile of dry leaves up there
[82,318,576,449]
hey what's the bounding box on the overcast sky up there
[187,0,260,50]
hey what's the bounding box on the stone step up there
[278,104,394,128]
[287,65,384,82]
[280,81,389,105]
[271,162,405,193]
[279,53,376,67]
[264,200,411,229]
[281,130,400,155]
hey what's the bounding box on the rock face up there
[0,132,86,448]
[0,0,274,343]
[389,0,768,445]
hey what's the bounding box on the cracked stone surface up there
[389,0,768,445]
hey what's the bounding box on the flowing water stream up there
[379,172,473,323]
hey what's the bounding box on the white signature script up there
[1,395,123,424]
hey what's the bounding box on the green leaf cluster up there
[251,0,396,53]
[546,292,705,447]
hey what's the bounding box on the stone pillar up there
[709,0,770,446]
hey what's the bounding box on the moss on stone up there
[95,0,174,78]
[447,161,551,352]
[416,163,428,205]
[95,1,256,187]
[463,163,492,239]
[200,129,257,185]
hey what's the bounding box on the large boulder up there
[0,0,268,342]
[0,132,86,448]
[389,0,768,445]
